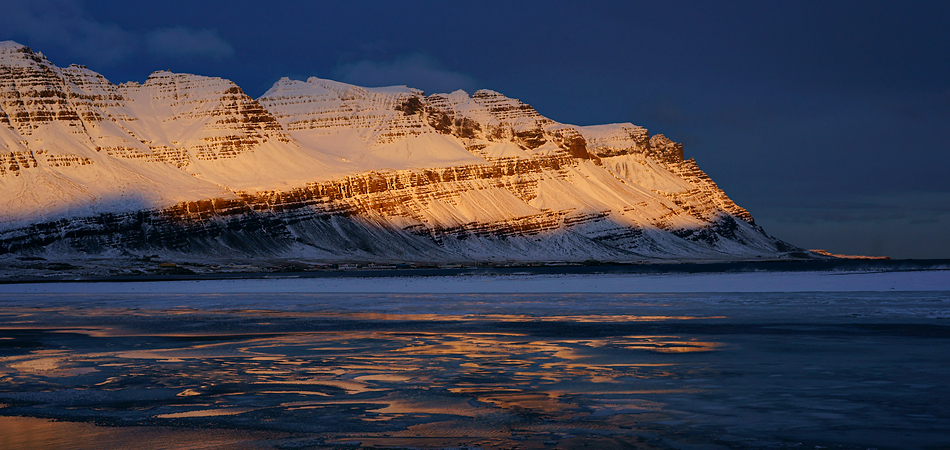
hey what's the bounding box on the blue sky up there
[3,0,948,258]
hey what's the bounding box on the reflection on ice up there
[0,291,948,449]
[155,407,257,419]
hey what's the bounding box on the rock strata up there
[0,41,804,263]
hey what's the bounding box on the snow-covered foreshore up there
[1,268,946,294]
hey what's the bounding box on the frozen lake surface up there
[0,270,948,449]
[2,267,948,294]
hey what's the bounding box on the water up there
[1,287,949,449]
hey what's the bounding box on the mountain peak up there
[0,40,29,53]
[0,41,50,67]
[473,89,503,97]
[0,42,802,263]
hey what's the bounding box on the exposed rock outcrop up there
[0,41,803,263]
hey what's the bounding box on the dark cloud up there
[1,0,235,66]
[0,0,136,65]
[751,191,950,258]
[333,54,478,94]
[146,27,234,60]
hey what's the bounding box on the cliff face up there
[0,41,800,263]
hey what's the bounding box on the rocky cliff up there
[0,41,804,264]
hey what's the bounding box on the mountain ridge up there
[0,41,811,266]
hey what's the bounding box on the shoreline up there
[1,265,947,295]
[1,258,948,285]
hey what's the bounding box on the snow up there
[0,41,37,67]
[0,40,23,50]
[0,41,795,262]
[361,133,485,172]
[258,77,484,173]
[481,142,530,159]
[366,85,420,95]
[0,270,946,295]
[578,123,647,146]
[601,154,696,194]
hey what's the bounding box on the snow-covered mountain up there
[0,41,807,264]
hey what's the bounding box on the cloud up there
[0,0,137,65]
[333,54,477,94]
[0,1,235,66]
[753,190,950,259]
[757,190,950,225]
[146,27,234,60]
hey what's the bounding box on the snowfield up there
[1,269,946,295]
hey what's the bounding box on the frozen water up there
[0,271,948,449]
[1,268,947,295]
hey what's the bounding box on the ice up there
[0,269,945,296]
[0,274,948,449]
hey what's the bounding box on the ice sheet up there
[0,269,946,295]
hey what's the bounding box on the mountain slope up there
[0,41,806,264]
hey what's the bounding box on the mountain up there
[0,41,809,268]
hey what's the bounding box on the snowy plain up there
[0,268,946,295]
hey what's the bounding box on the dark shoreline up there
[2,258,947,285]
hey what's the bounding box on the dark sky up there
[4,0,949,259]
